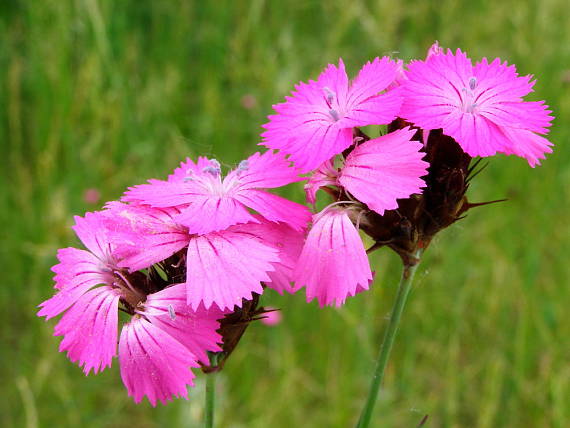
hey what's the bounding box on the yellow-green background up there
[2,1,569,427]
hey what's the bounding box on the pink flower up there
[260,307,282,326]
[293,208,373,307]
[123,151,311,234]
[401,48,554,167]
[83,188,101,205]
[241,94,258,110]
[38,213,223,405]
[338,127,429,215]
[185,226,280,310]
[261,57,403,172]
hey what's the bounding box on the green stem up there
[205,372,215,428]
[356,249,423,428]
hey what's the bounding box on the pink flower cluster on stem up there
[38,41,555,409]
[38,152,310,405]
[261,43,553,306]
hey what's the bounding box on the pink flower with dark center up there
[338,127,429,215]
[123,151,311,234]
[293,208,373,307]
[401,47,554,166]
[38,213,223,405]
[261,57,403,172]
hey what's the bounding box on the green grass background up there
[1,1,569,427]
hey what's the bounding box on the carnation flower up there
[123,151,311,234]
[400,47,554,166]
[38,212,223,405]
[293,208,373,307]
[261,57,403,172]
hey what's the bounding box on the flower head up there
[261,57,403,172]
[401,47,554,166]
[38,213,223,405]
[123,151,310,234]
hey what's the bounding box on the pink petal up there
[293,209,372,307]
[39,248,114,319]
[122,180,202,207]
[227,151,304,190]
[304,158,339,204]
[54,286,120,374]
[499,127,554,167]
[185,228,280,310]
[316,59,349,107]
[233,189,312,231]
[339,128,429,215]
[142,284,224,365]
[231,218,306,295]
[340,88,402,128]
[71,212,115,263]
[119,317,199,406]
[168,156,217,182]
[345,56,401,112]
[174,195,258,234]
[103,203,190,271]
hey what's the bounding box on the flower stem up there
[356,249,423,428]
[205,372,215,428]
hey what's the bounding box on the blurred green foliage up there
[1,1,569,427]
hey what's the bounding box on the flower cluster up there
[39,41,554,405]
[262,41,553,306]
[39,152,310,405]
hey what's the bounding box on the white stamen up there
[184,169,194,182]
[469,77,477,90]
[202,159,222,176]
[329,109,340,121]
[168,304,176,320]
[466,103,478,113]
[237,159,249,172]
[323,86,335,105]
